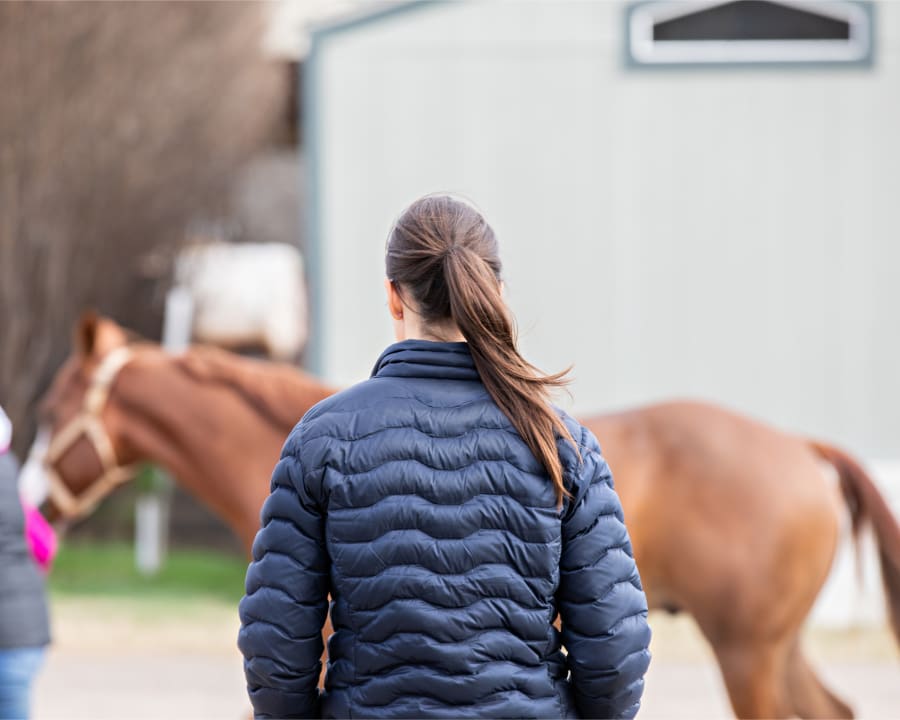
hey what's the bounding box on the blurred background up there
[0,1,898,718]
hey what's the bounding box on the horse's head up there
[24,311,338,546]
[25,312,139,523]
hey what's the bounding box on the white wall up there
[309,0,900,624]
[310,1,900,456]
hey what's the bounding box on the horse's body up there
[588,405,872,718]
[36,315,900,718]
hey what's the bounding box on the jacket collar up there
[372,339,479,381]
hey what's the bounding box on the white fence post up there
[135,478,171,575]
[135,286,194,576]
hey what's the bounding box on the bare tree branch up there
[0,1,286,456]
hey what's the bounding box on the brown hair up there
[386,194,577,505]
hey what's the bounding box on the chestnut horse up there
[35,314,900,719]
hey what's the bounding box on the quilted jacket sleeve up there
[558,427,651,719]
[238,428,329,719]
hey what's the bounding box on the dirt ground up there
[34,597,899,719]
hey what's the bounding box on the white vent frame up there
[627,1,873,67]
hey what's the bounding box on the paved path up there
[35,651,249,720]
[34,650,900,719]
[33,599,899,719]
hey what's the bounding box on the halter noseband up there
[45,346,139,520]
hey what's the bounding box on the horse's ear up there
[75,311,127,359]
[76,310,100,358]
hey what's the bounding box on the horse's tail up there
[810,441,900,645]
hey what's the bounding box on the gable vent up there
[627,1,873,66]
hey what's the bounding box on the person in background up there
[239,194,651,719]
[0,406,51,720]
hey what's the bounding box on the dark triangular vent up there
[653,1,850,42]
[626,0,873,66]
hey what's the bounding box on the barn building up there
[301,0,899,625]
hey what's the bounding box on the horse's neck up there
[113,354,309,552]
[174,345,336,432]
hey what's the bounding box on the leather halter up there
[45,346,139,520]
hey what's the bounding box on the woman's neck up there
[397,312,465,343]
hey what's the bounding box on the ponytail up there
[386,194,577,506]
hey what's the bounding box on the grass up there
[49,542,248,605]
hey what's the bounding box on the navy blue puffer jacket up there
[238,340,651,719]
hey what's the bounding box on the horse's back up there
[583,400,842,636]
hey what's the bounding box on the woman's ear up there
[384,278,404,321]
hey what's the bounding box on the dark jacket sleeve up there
[238,427,329,719]
[558,426,651,719]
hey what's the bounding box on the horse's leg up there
[784,641,854,719]
[713,640,793,719]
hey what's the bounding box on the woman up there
[0,407,51,720]
[239,195,651,719]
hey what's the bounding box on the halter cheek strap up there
[45,347,140,520]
